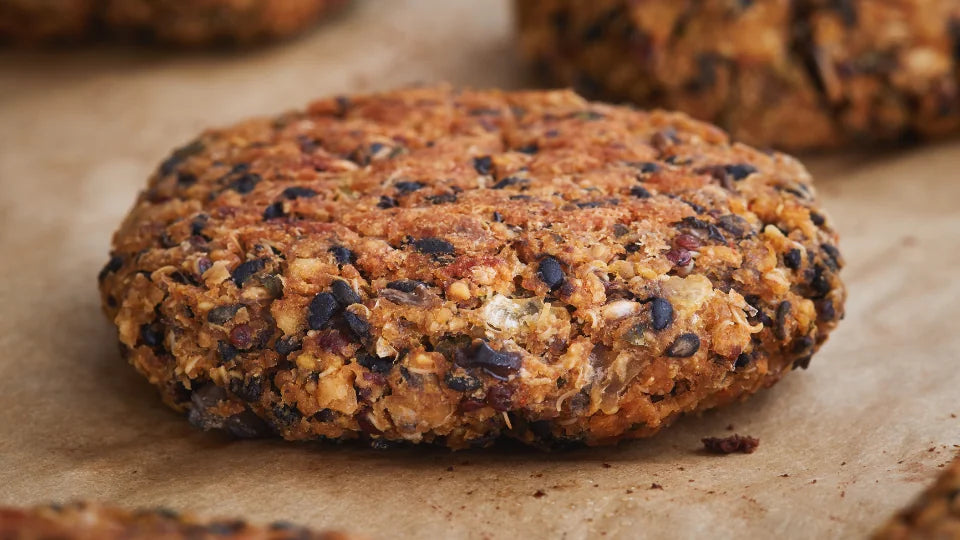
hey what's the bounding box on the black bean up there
[427,193,458,204]
[274,336,302,358]
[227,173,261,194]
[784,248,803,270]
[724,164,757,181]
[444,372,481,392]
[628,161,660,174]
[817,298,836,322]
[140,323,163,348]
[792,355,812,370]
[395,181,425,193]
[516,143,539,154]
[357,352,394,374]
[821,243,841,271]
[329,245,354,265]
[281,186,317,199]
[217,341,238,361]
[810,212,826,226]
[158,140,205,176]
[717,214,749,238]
[272,405,301,426]
[792,336,814,354]
[307,292,338,329]
[734,353,752,369]
[651,297,674,331]
[331,280,362,306]
[190,214,209,236]
[232,259,266,287]
[262,202,285,220]
[492,176,523,189]
[775,301,792,340]
[492,211,503,222]
[207,304,242,324]
[98,255,124,281]
[537,256,564,290]
[413,237,455,256]
[810,265,832,297]
[666,333,700,357]
[377,196,398,209]
[176,171,197,186]
[229,376,263,402]
[386,279,427,293]
[343,311,370,339]
[625,242,642,253]
[473,156,493,175]
[260,274,284,298]
[457,341,522,379]
[630,186,651,198]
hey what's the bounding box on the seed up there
[473,156,493,175]
[330,280,362,306]
[207,304,242,324]
[666,333,700,357]
[307,292,338,329]
[784,249,802,270]
[282,186,317,199]
[343,311,370,339]
[537,256,564,290]
[232,259,266,287]
[413,237,455,256]
[650,297,673,330]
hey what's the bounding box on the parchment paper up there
[1,1,958,538]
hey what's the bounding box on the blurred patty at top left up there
[0,0,349,46]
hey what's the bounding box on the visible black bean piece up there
[190,214,209,236]
[444,372,481,392]
[456,341,522,379]
[377,196,398,209]
[492,211,503,222]
[281,186,317,199]
[329,245,354,265]
[98,255,124,281]
[625,242,642,253]
[810,211,826,226]
[734,353,752,369]
[413,237,455,256]
[395,181,425,193]
[275,336,302,358]
[651,297,674,331]
[357,352,394,374]
[724,164,757,181]
[386,279,427,293]
[272,405,302,426]
[218,341,239,361]
[473,155,493,175]
[307,292,339,329]
[537,256,564,290]
[821,243,841,271]
[331,280,362,306]
[262,202,285,220]
[792,355,812,370]
[792,336,814,354]
[159,140,205,176]
[784,248,803,270]
[227,173,261,194]
[427,193,458,204]
[630,186,652,198]
[232,259,266,287]
[140,323,163,348]
[612,223,630,237]
[343,311,371,340]
[810,265,832,297]
[817,298,836,322]
[717,214,749,238]
[628,161,660,174]
[207,304,242,324]
[176,171,197,186]
[492,176,522,189]
[775,301,792,340]
[229,376,263,402]
[259,274,284,298]
[666,333,700,357]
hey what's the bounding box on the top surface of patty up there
[516,0,960,150]
[0,502,354,539]
[98,85,845,450]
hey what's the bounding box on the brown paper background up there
[1,1,958,538]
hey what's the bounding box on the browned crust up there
[515,0,960,150]
[0,502,355,539]
[874,454,960,540]
[98,85,845,450]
